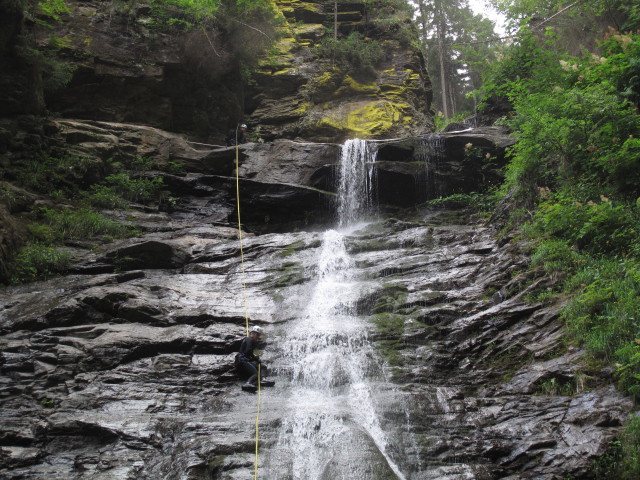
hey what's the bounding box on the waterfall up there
[415,134,444,199]
[337,139,377,226]
[265,139,408,479]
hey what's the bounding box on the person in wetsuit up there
[235,326,273,391]
[225,124,247,147]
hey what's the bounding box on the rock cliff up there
[0,172,633,479]
[1,0,431,143]
[246,0,432,141]
[0,1,635,478]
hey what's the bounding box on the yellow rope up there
[234,126,261,479]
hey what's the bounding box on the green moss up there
[371,312,405,336]
[316,100,411,138]
[334,75,379,97]
[375,339,405,366]
[266,261,306,288]
[277,239,306,257]
[372,284,409,314]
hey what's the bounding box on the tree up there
[415,0,499,117]
[491,0,640,53]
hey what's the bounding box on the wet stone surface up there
[1,201,634,479]
[0,147,634,479]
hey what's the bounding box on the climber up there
[235,325,275,392]
[225,123,247,147]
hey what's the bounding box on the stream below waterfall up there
[261,140,413,479]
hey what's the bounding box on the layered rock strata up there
[248,0,433,141]
[0,197,633,479]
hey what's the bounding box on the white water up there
[337,139,377,226]
[265,139,408,479]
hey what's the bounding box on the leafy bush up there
[36,207,133,241]
[83,185,130,209]
[529,196,640,257]
[486,29,640,409]
[592,415,640,479]
[561,258,640,398]
[101,173,165,204]
[529,238,582,274]
[316,32,384,75]
[11,243,72,284]
[424,192,497,212]
[14,156,93,196]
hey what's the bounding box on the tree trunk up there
[334,0,338,40]
[437,18,449,117]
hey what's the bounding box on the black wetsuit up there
[225,129,246,147]
[235,336,267,385]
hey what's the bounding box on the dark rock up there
[102,240,192,270]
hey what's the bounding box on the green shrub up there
[102,173,164,204]
[424,192,497,212]
[37,207,132,240]
[592,415,640,479]
[14,156,92,196]
[316,32,384,75]
[83,185,129,209]
[36,0,71,24]
[11,243,72,284]
[530,239,582,273]
[166,161,186,175]
[562,258,640,398]
[529,196,640,257]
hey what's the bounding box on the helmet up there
[250,326,263,334]
[240,124,247,129]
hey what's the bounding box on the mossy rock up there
[277,239,307,257]
[315,100,412,139]
[266,261,307,288]
[371,312,405,336]
[334,75,379,98]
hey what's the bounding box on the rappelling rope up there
[234,126,262,480]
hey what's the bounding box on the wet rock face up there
[0,197,634,479]
[0,119,631,479]
[29,0,245,141]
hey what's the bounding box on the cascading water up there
[264,139,409,479]
[414,134,445,199]
[337,139,378,226]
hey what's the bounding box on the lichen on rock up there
[247,0,433,142]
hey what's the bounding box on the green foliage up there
[433,111,471,131]
[13,156,92,197]
[150,0,219,23]
[35,207,133,241]
[83,185,129,209]
[562,258,640,398]
[591,414,640,479]
[99,173,165,204]
[36,0,71,25]
[367,0,415,46]
[486,27,640,410]
[424,192,498,213]
[166,161,186,175]
[316,32,384,75]
[11,243,72,284]
[534,376,576,396]
[528,196,640,257]
[529,238,581,274]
